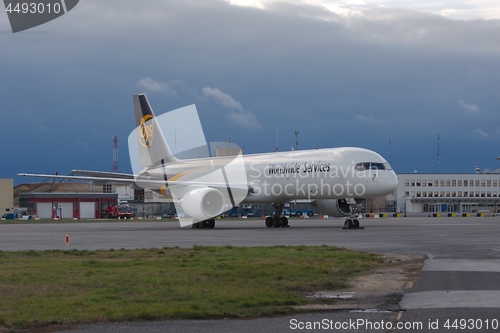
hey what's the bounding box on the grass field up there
[0,245,385,331]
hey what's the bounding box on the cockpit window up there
[355,162,370,171]
[370,162,385,170]
[355,162,387,171]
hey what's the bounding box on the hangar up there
[388,169,500,214]
[18,192,117,219]
[13,182,141,219]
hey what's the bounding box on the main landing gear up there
[265,203,289,228]
[192,219,215,228]
[343,198,364,230]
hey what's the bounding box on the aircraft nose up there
[376,171,398,192]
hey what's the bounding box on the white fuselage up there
[144,147,398,204]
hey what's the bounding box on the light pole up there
[495,157,500,216]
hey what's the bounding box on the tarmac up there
[1,216,500,332]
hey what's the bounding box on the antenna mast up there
[112,135,118,173]
[389,138,392,164]
[437,134,440,174]
[275,127,279,152]
[294,131,299,151]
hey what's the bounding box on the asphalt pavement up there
[2,216,500,332]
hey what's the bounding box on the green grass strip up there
[0,245,383,330]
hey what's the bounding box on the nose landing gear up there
[343,198,364,230]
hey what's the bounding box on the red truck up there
[107,205,132,219]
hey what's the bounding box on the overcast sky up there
[1,0,500,184]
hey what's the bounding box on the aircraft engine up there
[179,187,225,220]
[311,199,350,217]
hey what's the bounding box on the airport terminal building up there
[388,168,500,214]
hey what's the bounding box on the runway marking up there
[396,310,404,321]
[400,290,500,309]
[423,259,500,272]
[350,309,391,313]
[417,224,487,226]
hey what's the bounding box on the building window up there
[405,180,410,187]
[452,180,456,187]
[458,180,462,186]
[457,191,462,197]
[464,192,468,197]
[481,180,486,187]
[411,180,415,187]
[451,191,456,197]
[470,191,475,197]
[434,180,439,186]
[487,191,492,197]
[440,180,445,187]
[428,181,432,186]
[481,191,486,197]
[487,180,491,187]
[446,180,451,186]
[416,180,421,186]
[446,191,450,197]
[434,191,439,197]
[411,191,415,197]
[428,192,433,197]
[475,191,480,197]
[464,180,468,186]
[493,180,497,187]
[475,180,480,187]
[404,191,409,197]
[422,192,427,197]
[416,192,421,197]
[440,191,444,197]
[422,181,427,187]
[494,192,498,197]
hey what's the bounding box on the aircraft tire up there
[353,219,360,228]
[344,219,353,229]
[265,217,272,227]
[272,217,280,227]
[208,219,215,228]
[296,211,302,217]
[280,216,289,227]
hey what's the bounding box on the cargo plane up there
[19,94,398,229]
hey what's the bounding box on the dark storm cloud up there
[1,0,500,182]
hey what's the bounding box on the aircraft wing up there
[18,173,137,184]
[17,172,253,192]
[70,169,136,180]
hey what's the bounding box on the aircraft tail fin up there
[133,94,178,168]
